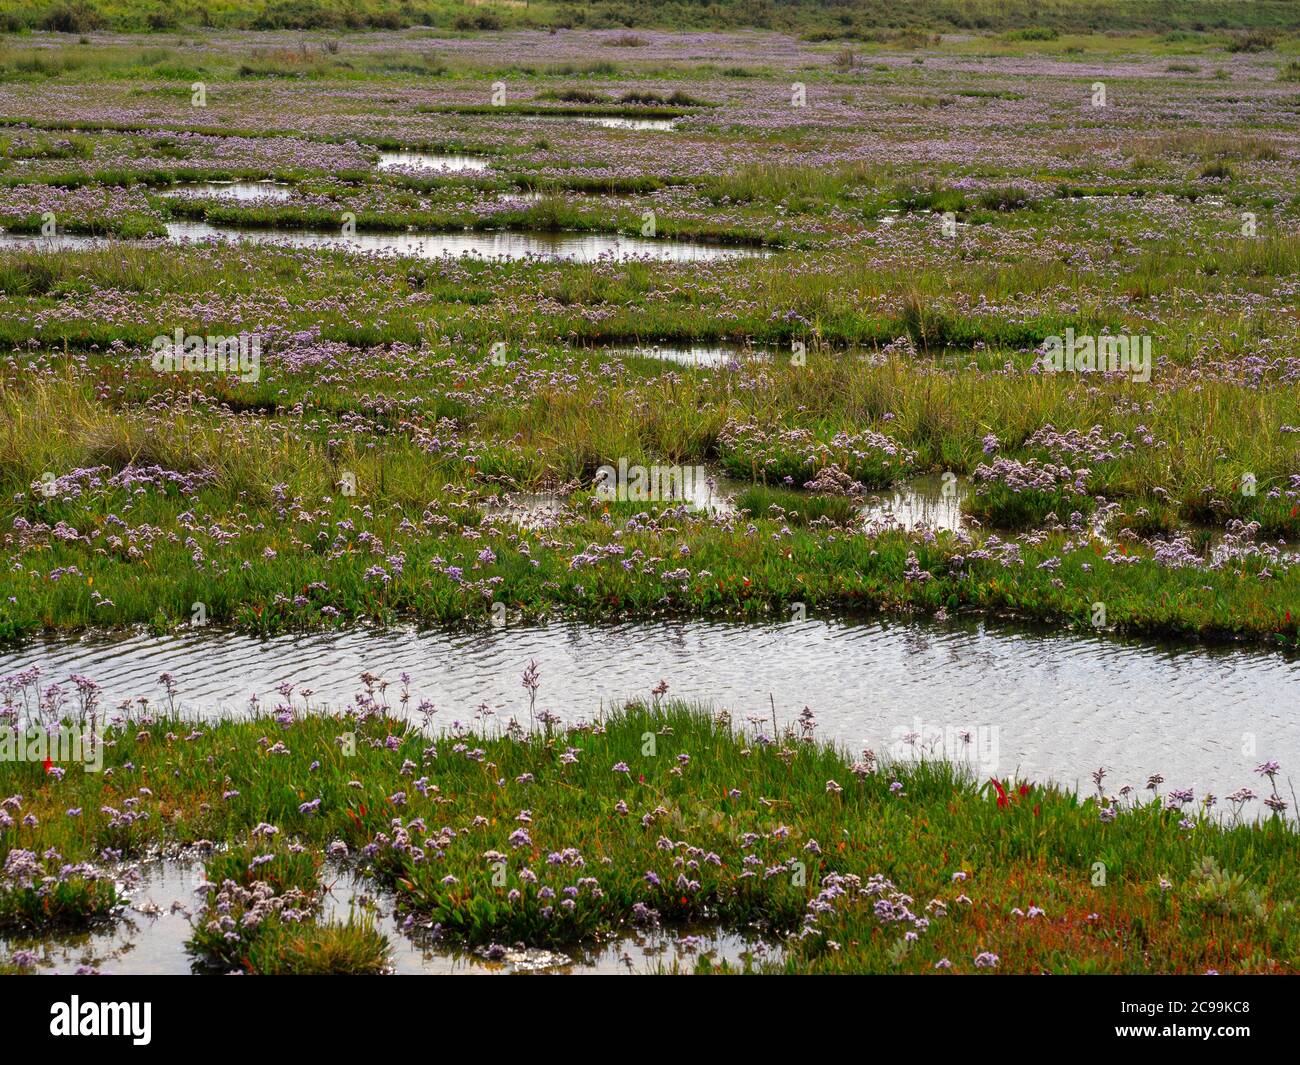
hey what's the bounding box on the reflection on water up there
[523,115,678,131]
[0,860,776,975]
[605,340,775,367]
[1,860,205,975]
[2,617,1296,800]
[164,221,765,262]
[485,471,970,530]
[0,230,112,250]
[158,180,293,201]
[861,472,969,533]
[485,466,739,525]
[376,150,490,172]
[0,223,768,263]
[507,188,640,204]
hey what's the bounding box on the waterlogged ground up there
[0,696,1296,976]
[1,856,776,974]
[2,26,1300,975]
[1,29,1300,651]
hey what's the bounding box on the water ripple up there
[2,618,1296,798]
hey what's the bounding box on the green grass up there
[0,848,118,930]
[1,14,1299,983]
[0,336,1297,649]
[185,839,390,973]
[0,30,1299,653]
[966,481,1095,529]
[5,0,1300,36]
[1,703,1296,973]
[735,484,860,526]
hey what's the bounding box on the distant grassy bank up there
[2,0,1299,37]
